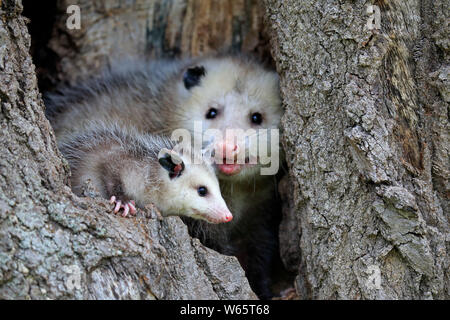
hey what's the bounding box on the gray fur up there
[45,58,190,143]
[59,123,175,202]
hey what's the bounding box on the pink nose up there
[220,210,233,223]
[216,141,239,163]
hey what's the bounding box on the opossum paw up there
[109,196,137,217]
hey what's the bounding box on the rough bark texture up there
[265,0,449,299]
[0,0,256,300]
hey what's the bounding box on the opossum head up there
[156,148,233,224]
[174,56,282,180]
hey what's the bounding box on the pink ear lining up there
[173,164,182,174]
[169,163,184,179]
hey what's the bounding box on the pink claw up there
[128,202,137,214]
[109,196,137,218]
[114,200,122,213]
[122,204,129,217]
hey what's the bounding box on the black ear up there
[158,148,185,179]
[183,66,206,90]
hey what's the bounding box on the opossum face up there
[176,57,282,179]
[157,150,233,223]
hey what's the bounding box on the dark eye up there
[205,108,218,119]
[251,112,263,125]
[197,186,208,197]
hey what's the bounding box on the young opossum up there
[45,55,283,299]
[59,124,233,223]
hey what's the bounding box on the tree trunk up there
[0,0,255,300]
[265,0,449,299]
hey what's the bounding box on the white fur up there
[155,153,232,223]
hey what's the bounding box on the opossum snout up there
[208,200,233,223]
[221,210,233,223]
[194,206,233,224]
[215,140,239,161]
[214,139,246,176]
[211,207,233,224]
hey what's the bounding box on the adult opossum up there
[45,55,283,299]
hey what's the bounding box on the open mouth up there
[217,163,242,175]
[217,157,256,176]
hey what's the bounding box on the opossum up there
[45,55,283,299]
[59,124,233,223]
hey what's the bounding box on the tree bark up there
[265,0,449,299]
[0,0,255,300]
